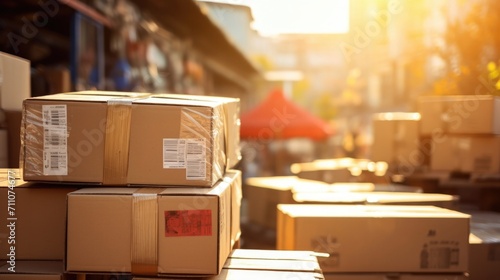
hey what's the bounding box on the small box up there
[277,204,470,273]
[0,52,30,111]
[66,171,240,276]
[430,135,500,173]
[418,95,500,135]
[22,91,240,186]
[467,211,500,280]
[0,169,77,261]
[371,112,423,167]
[0,261,65,280]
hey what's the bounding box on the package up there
[0,261,65,280]
[133,249,325,280]
[430,135,500,173]
[292,191,460,210]
[244,176,298,229]
[277,204,470,273]
[466,211,500,280]
[371,112,423,167]
[418,95,500,135]
[0,52,30,111]
[21,91,240,186]
[66,171,241,276]
[291,158,389,184]
[0,169,77,261]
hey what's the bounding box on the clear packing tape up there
[20,91,240,186]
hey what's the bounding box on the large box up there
[430,135,500,173]
[371,112,423,167]
[0,52,30,111]
[467,211,500,280]
[277,204,470,273]
[21,91,240,186]
[66,171,240,276]
[0,169,77,261]
[418,95,500,135]
[0,261,66,280]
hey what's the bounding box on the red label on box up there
[164,210,212,237]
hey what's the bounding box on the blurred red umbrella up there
[240,89,334,141]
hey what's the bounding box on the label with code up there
[162,138,206,180]
[164,210,212,237]
[42,105,68,176]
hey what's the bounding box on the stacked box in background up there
[276,204,470,279]
[370,112,427,172]
[417,95,500,174]
[12,91,245,278]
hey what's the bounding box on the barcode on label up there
[162,138,206,180]
[43,105,67,127]
[163,139,186,168]
[43,150,68,176]
[186,139,206,180]
[44,128,67,147]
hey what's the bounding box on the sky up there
[200,0,350,36]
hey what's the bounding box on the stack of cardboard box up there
[2,91,247,278]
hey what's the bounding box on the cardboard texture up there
[244,176,296,229]
[0,170,77,261]
[418,95,500,135]
[0,52,30,111]
[467,211,500,280]
[431,135,500,173]
[371,112,423,167]
[21,91,240,186]
[66,171,241,275]
[0,261,65,280]
[277,204,470,273]
[5,110,22,168]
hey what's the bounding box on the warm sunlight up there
[203,0,350,36]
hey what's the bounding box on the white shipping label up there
[42,105,68,176]
[163,138,206,180]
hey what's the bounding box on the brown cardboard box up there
[0,169,77,261]
[418,95,500,135]
[430,135,500,173]
[22,91,240,186]
[466,211,500,280]
[277,204,470,273]
[0,52,30,111]
[38,67,71,94]
[0,261,66,280]
[227,170,242,248]
[244,176,300,229]
[66,171,239,275]
[371,113,423,167]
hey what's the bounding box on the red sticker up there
[164,210,212,237]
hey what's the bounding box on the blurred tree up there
[438,0,500,95]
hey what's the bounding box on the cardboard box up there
[430,135,500,173]
[324,273,468,280]
[0,169,77,261]
[133,249,325,280]
[22,91,240,186]
[66,171,240,275]
[0,52,30,111]
[418,95,500,135]
[292,191,459,210]
[244,176,299,229]
[467,211,500,280]
[0,261,65,280]
[277,204,470,273]
[371,112,423,167]
[227,170,242,248]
